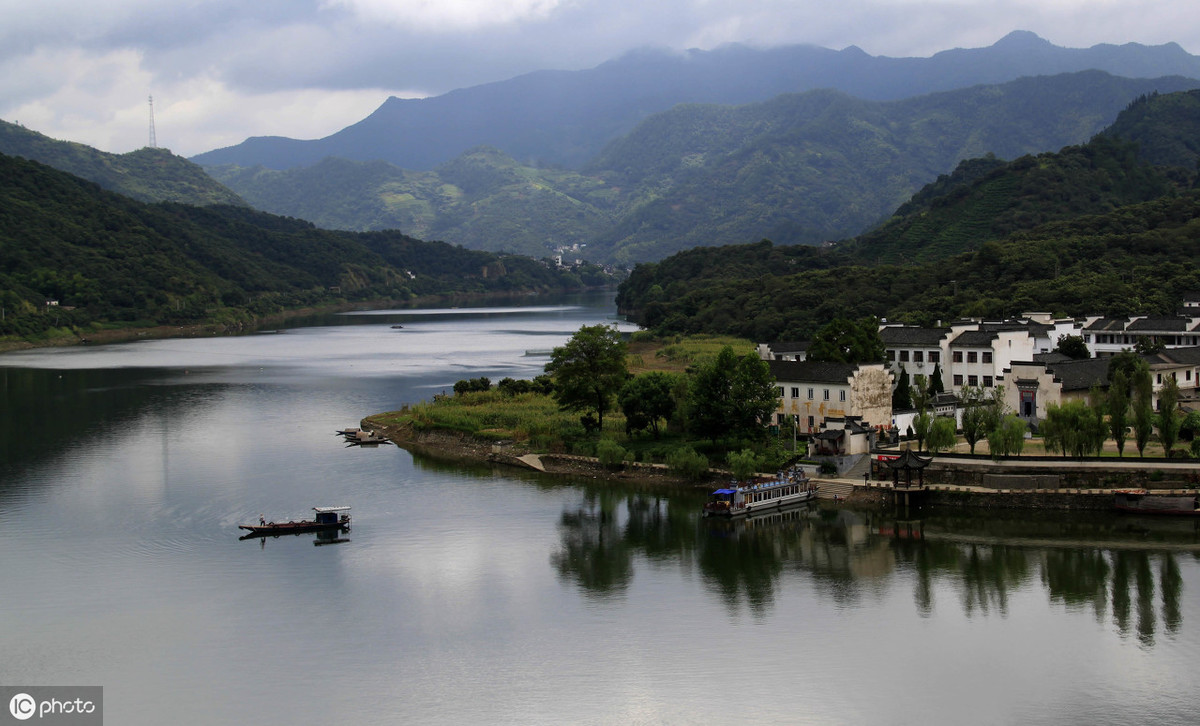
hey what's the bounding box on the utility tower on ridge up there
[148,95,157,149]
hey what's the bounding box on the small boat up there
[391,325,404,329]
[1114,489,1200,516]
[239,506,352,536]
[337,428,392,445]
[703,473,818,518]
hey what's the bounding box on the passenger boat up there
[703,472,818,518]
[1113,489,1200,516]
[238,506,352,536]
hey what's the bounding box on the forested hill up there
[0,120,245,207]
[617,191,1200,342]
[1100,89,1200,168]
[616,89,1200,341]
[0,153,611,341]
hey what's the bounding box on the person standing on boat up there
[259,514,266,526]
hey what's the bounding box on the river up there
[2,292,1198,725]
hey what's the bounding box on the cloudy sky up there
[3,0,1199,158]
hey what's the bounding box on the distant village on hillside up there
[758,294,1200,458]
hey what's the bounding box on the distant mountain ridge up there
[206,71,1200,263]
[190,31,1200,172]
[0,120,244,207]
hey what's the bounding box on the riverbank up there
[362,413,732,489]
[364,413,1200,513]
[0,288,592,353]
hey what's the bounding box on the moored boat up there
[1113,489,1200,516]
[239,506,352,536]
[703,471,817,518]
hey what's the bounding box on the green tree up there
[806,316,885,364]
[988,414,1028,458]
[1158,375,1183,456]
[893,366,912,410]
[688,346,778,444]
[1042,401,1105,458]
[618,372,677,438]
[1131,366,1155,457]
[928,363,945,395]
[1054,334,1091,359]
[911,374,932,414]
[912,411,933,451]
[1107,368,1130,456]
[545,324,628,432]
[926,417,957,453]
[726,449,762,481]
[1134,336,1165,355]
[960,385,1002,455]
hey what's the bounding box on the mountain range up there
[191,31,1200,172]
[205,71,1199,263]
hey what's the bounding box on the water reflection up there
[549,489,1195,644]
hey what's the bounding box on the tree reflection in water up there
[550,487,1196,646]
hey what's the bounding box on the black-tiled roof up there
[1127,317,1190,332]
[950,330,998,348]
[1152,346,1200,366]
[879,326,950,346]
[1083,317,1128,331]
[768,360,861,384]
[1044,358,1111,392]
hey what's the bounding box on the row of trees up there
[1042,353,1187,458]
[907,351,1192,459]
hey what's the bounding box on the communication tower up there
[148,95,157,149]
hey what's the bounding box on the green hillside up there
[616,89,1200,341]
[0,120,245,207]
[1101,89,1200,168]
[207,148,619,259]
[0,153,611,342]
[586,72,1199,263]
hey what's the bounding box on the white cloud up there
[323,0,568,31]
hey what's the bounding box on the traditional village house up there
[879,325,951,390]
[1082,315,1200,357]
[768,360,893,435]
[757,341,809,361]
[998,347,1200,427]
[947,327,1035,392]
[812,415,875,456]
[998,357,1110,426]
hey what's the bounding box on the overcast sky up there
[3,0,1199,158]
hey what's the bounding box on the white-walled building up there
[768,360,893,434]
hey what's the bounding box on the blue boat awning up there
[713,489,736,495]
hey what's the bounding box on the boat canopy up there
[313,506,351,513]
[713,489,737,495]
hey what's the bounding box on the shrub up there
[595,438,628,469]
[667,446,709,480]
[726,448,761,480]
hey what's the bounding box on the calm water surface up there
[2,293,1199,725]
